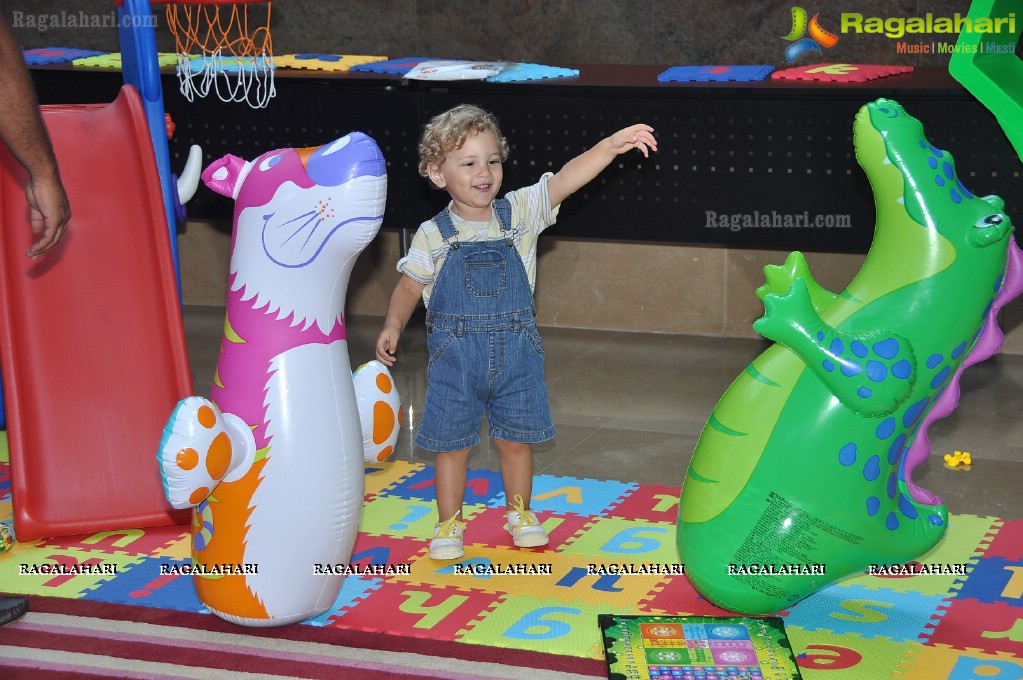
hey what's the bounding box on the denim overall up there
[414,199,556,452]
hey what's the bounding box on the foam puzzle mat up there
[349,57,432,75]
[771,63,914,83]
[273,54,388,72]
[1,448,1020,678]
[72,52,179,69]
[658,65,775,83]
[486,63,579,82]
[22,47,106,66]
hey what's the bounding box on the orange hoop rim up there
[117,1,268,5]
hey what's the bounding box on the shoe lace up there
[509,494,538,533]
[436,511,465,538]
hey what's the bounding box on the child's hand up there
[608,124,657,158]
[375,328,400,366]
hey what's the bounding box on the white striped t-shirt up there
[397,173,559,309]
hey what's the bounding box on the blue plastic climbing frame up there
[118,0,182,296]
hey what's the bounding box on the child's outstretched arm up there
[375,274,426,366]
[547,124,656,209]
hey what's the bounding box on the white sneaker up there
[505,494,549,548]
[429,512,466,560]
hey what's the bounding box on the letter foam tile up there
[924,598,1023,657]
[602,482,681,523]
[454,505,592,551]
[349,57,432,75]
[77,557,209,612]
[350,531,434,567]
[953,555,1023,605]
[363,459,424,496]
[657,65,775,82]
[0,546,139,599]
[639,571,739,617]
[503,474,636,517]
[788,628,918,677]
[897,643,1023,680]
[486,63,580,82]
[326,582,505,640]
[781,582,947,642]
[73,52,178,69]
[456,593,610,659]
[356,494,486,540]
[273,54,388,72]
[185,55,275,73]
[302,575,384,626]
[383,464,506,506]
[559,515,678,565]
[982,518,1023,560]
[33,524,186,557]
[21,47,106,65]
[771,63,914,82]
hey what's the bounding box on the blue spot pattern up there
[836,333,980,531]
[819,334,913,401]
[921,142,973,205]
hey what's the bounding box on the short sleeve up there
[396,222,436,285]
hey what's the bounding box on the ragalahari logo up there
[782,7,839,62]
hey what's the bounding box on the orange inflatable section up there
[0,86,192,540]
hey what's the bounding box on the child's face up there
[427,130,504,220]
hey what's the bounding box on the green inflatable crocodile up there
[676,98,1023,615]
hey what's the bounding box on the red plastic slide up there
[0,86,191,540]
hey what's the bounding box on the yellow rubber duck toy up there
[943,450,972,470]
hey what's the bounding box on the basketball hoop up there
[163,0,275,108]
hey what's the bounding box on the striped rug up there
[1,596,605,679]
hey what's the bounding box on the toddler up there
[376,104,656,559]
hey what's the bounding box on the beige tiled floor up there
[184,305,1023,522]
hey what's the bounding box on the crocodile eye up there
[974,214,1004,229]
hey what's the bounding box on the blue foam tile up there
[23,47,107,66]
[185,54,274,73]
[383,465,506,506]
[305,575,383,626]
[954,556,1023,605]
[487,63,579,83]
[493,474,637,516]
[657,65,775,83]
[80,558,206,612]
[349,57,434,75]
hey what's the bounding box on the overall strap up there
[432,207,458,241]
[432,198,514,243]
[493,198,512,234]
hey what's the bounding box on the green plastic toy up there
[949,0,1023,159]
[676,98,1023,615]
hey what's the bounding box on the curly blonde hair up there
[417,104,510,188]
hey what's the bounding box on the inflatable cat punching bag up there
[158,132,393,626]
[677,99,1023,614]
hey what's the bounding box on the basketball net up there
[165,0,275,109]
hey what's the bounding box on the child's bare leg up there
[494,439,534,509]
[495,439,548,548]
[429,448,472,560]
[435,448,471,520]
